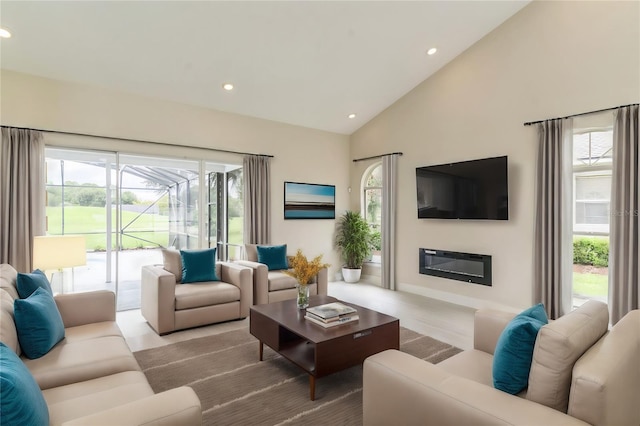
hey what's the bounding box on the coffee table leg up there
[309,375,315,401]
[259,341,263,361]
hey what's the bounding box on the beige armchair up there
[141,250,252,335]
[235,244,328,305]
[363,301,640,426]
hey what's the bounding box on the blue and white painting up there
[284,182,335,219]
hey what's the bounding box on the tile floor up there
[118,281,476,352]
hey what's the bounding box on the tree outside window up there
[363,164,382,260]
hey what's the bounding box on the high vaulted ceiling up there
[0,1,530,135]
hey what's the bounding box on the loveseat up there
[235,243,328,305]
[0,263,202,425]
[363,300,640,426]
[141,248,253,334]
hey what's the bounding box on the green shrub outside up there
[370,230,381,251]
[573,237,609,267]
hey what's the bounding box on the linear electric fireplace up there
[419,248,492,286]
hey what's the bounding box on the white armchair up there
[235,244,328,305]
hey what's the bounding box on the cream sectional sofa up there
[363,300,640,426]
[0,264,202,425]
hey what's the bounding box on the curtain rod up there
[353,152,403,162]
[0,124,274,158]
[523,103,639,126]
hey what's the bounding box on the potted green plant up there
[335,211,373,283]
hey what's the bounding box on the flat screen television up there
[416,155,509,220]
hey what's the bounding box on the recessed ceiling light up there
[0,28,11,39]
[427,47,437,55]
[348,113,356,119]
[222,83,234,91]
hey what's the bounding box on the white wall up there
[350,1,640,311]
[0,70,350,276]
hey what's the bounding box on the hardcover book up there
[306,302,357,320]
[304,314,359,328]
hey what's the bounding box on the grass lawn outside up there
[47,206,243,252]
[573,271,608,298]
[47,206,170,250]
[228,217,243,245]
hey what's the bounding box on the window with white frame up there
[572,130,613,235]
[362,163,382,262]
[571,127,612,306]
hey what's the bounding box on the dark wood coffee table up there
[249,295,399,400]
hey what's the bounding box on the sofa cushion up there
[162,248,183,283]
[0,342,49,426]
[438,349,494,388]
[180,248,219,283]
[268,271,298,291]
[14,287,65,359]
[245,244,259,262]
[63,321,124,343]
[16,269,53,299]
[22,335,141,390]
[175,282,240,310]
[257,244,289,271]
[0,264,19,300]
[0,289,21,356]
[526,300,609,412]
[44,371,153,426]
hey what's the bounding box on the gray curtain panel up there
[0,127,46,272]
[533,118,574,319]
[243,155,271,245]
[609,105,639,325]
[381,154,398,290]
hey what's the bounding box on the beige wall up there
[350,0,640,310]
[0,70,349,276]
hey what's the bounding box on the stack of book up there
[305,302,359,328]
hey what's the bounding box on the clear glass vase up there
[296,284,310,309]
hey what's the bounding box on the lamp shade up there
[33,236,87,271]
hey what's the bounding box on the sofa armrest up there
[235,260,269,305]
[568,310,640,426]
[474,309,516,355]
[141,265,177,335]
[219,262,253,316]
[363,350,589,426]
[55,290,116,328]
[61,386,201,426]
[315,267,328,296]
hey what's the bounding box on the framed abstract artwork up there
[284,181,336,219]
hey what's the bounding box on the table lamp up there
[33,235,86,293]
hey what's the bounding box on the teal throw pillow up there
[14,287,66,359]
[16,269,53,299]
[492,304,548,395]
[518,303,548,324]
[180,248,219,283]
[257,244,289,271]
[0,342,49,426]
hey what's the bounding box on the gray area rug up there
[134,326,461,426]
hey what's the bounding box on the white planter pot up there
[342,267,362,283]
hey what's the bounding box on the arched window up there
[362,163,382,260]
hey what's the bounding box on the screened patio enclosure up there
[45,148,243,311]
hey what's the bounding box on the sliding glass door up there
[45,148,117,296]
[44,147,242,311]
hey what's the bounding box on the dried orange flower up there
[284,249,330,285]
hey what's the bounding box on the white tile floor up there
[118,281,476,352]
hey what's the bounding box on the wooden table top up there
[250,294,399,344]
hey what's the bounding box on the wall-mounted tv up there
[416,155,509,220]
